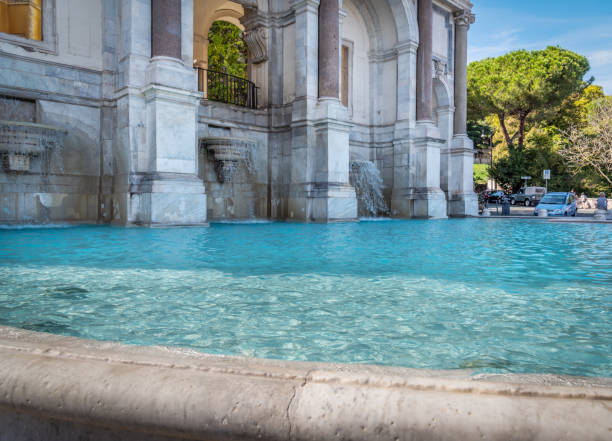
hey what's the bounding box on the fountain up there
[0,120,66,175]
[0,96,68,223]
[349,160,389,217]
[200,136,255,183]
[200,136,260,220]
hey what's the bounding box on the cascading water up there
[349,160,389,217]
[0,121,66,175]
[0,97,68,224]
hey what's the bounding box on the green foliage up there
[548,84,604,131]
[468,46,590,150]
[489,149,526,192]
[473,164,489,185]
[467,120,494,150]
[467,46,609,194]
[207,21,247,78]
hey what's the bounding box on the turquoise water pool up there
[0,219,610,377]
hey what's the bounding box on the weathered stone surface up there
[0,326,610,441]
[0,0,480,224]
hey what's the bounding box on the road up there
[483,203,597,218]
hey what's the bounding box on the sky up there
[468,0,612,94]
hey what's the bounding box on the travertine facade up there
[0,0,477,225]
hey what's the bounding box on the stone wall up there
[0,0,477,225]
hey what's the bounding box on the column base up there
[113,173,207,226]
[391,187,448,219]
[448,192,478,217]
[288,183,357,222]
[448,134,478,217]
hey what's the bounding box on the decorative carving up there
[433,59,447,78]
[243,26,268,64]
[454,10,475,29]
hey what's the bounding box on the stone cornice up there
[291,0,320,15]
[434,0,473,12]
[395,40,419,56]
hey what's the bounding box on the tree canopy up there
[466,46,611,194]
[468,46,591,151]
[561,97,612,187]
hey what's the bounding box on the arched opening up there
[207,21,247,78]
[194,0,258,108]
[342,0,400,213]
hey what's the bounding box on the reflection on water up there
[0,219,610,377]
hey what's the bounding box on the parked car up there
[534,192,577,216]
[511,186,547,206]
[484,190,509,204]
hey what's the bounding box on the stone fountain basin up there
[0,120,67,155]
[201,136,256,162]
[1,120,67,172]
[0,326,610,441]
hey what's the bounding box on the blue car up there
[534,192,577,216]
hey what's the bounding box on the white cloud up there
[588,50,612,68]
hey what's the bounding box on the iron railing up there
[196,68,258,109]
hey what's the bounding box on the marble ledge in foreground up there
[0,325,610,441]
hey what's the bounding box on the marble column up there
[403,0,447,218]
[453,10,474,136]
[288,0,356,222]
[318,0,339,98]
[151,0,181,59]
[416,0,433,122]
[448,9,478,217]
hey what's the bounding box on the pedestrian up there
[501,194,510,216]
[597,191,608,210]
[580,192,590,209]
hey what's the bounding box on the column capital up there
[454,10,475,29]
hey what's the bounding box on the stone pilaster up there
[288,0,357,222]
[113,0,206,226]
[449,9,477,217]
[393,0,447,219]
[241,8,269,107]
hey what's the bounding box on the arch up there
[433,75,454,194]
[388,0,419,45]
[193,1,246,67]
[209,9,245,31]
[348,0,393,52]
[433,76,451,109]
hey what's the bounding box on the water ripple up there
[0,219,610,377]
